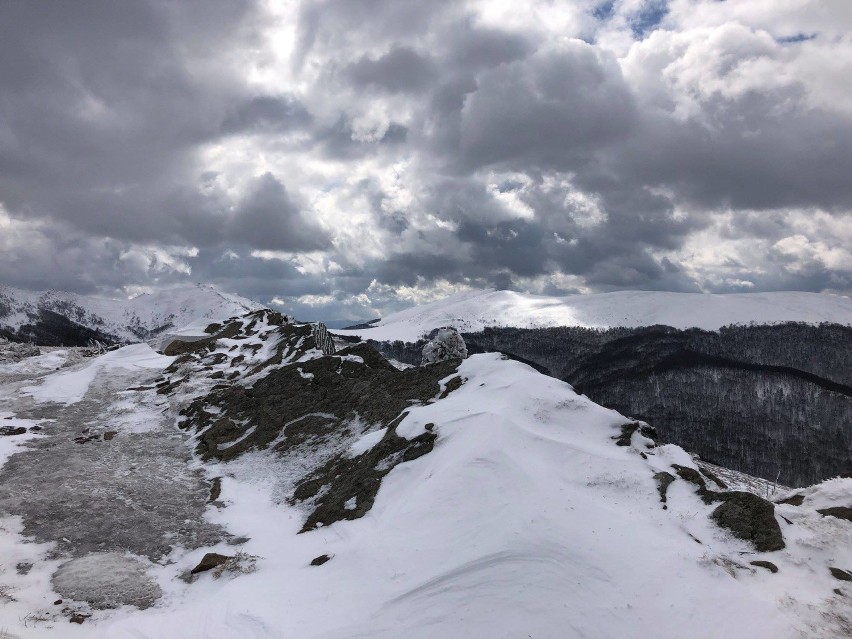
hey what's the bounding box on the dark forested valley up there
[374,323,852,487]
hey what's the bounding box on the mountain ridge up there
[336,289,852,342]
[0,283,262,345]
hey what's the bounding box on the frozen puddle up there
[52,553,162,610]
[0,345,225,624]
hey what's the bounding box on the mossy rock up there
[711,492,785,552]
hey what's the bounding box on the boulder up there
[190,552,232,574]
[422,328,467,365]
[711,492,785,552]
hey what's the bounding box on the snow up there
[335,288,852,342]
[0,283,261,343]
[46,354,840,639]
[0,315,848,637]
[348,428,387,456]
[22,344,174,405]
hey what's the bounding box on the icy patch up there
[349,428,387,456]
[22,344,173,405]
[51,552,163,609]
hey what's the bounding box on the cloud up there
[229,173,331,252]
[346,47,437,94]
[451,41,636,173]
[1,0,851,321]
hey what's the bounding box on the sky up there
[1,0,851,320]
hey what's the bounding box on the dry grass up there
[211,551,258,579]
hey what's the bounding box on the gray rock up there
[190,552,232,574]
[711,492,785,552]
[312,322,336,356]
[817,507,852,522]
[422,328,467,365]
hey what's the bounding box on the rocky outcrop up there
[421,327,468,365]
[710,492,785,552]
[169,313,464,531]
[312,322,336,356]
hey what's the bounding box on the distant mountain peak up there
[0,283,262,346]
[336,288,852,342]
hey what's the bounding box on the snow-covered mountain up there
[336,289,852,342]
[0,312,849,637]
[0,283,262,345]
[350,290,852,488]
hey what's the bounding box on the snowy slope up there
[0,283,261,343]
[92,355,848,639]
[0,318,848,637]
[335,289,852,342]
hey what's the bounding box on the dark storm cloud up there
[449,43,637,173]
[0,0,261,239]
[220,95,313,135]
[229,173,331,252]
[613,95,852,212]
[346,47,437,94]
[442,22,533,70]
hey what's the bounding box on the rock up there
[613,422,656,447]
[653,471,675,506]
[711,492,785,552]
[777,494,805,506]
[311,322,336,356]
[699,467,728,489]
[439,376,464,399]
[422,328,467,365]
[102,431,117,441]
[817,507,852,522]
[209,477,222,502]
[310,554,332,566]
[830,567,852,582]
[190,552,232,574]
[0,426,27,436]
[671,464,713,503]
[227,536,250,546]
[750,560,779,573]
[69,613,90,624]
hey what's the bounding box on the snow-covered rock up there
[421,327,468,365]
